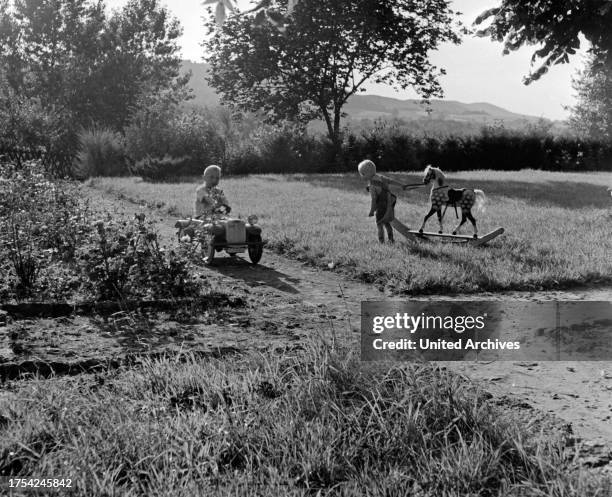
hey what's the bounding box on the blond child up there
[358,160,409,243]
[194,165,231,219]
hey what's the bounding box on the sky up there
[106,0,590,120]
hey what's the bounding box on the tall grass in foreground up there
[89,170,612,294]
[0,340,608,496]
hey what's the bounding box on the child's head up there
[358,160,376,180]
[203,165,221,187]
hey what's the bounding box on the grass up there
[89,169,612,294]
[1,339,609,496]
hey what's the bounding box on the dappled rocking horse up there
[419,165,486,238]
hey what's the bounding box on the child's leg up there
[384,222,394,243]
[377,222,385,243]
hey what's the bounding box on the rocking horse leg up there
[436,209,443,234]
[466,211,478,238]
[419,207,437,233]
[453,211,467,235]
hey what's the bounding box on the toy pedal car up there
[175,207,263,265]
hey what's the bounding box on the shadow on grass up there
[281,174,611,209]
[206,255,302,294]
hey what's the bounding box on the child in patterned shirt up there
[194,165,231,219]
[358,160,410,243]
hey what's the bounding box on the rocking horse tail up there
[473,189,486,213]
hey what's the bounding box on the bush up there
[129,155,191,181]
[0,161,92,298]
[78,213,201,300]
[209,118,612,175]
[124,95,224,176]
[74,127,126,178]
[0,93,77,157]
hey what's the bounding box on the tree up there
[568,55,612,140]
[473,0,612,84]
[204,0,461,149]
[0,0,189,133]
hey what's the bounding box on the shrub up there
[78,213,201,300]
[129,155,191,181]
[0,93,77,158]
[74,127,126,178]
[124,97,224,176]
[2,213,41,292]
[0,161,92,298]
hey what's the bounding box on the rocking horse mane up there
[424,165,445,185]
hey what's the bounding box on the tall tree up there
[568,55,612,140]
[205,0,461,149]
[0,0,188,131]
[473,0,612,84]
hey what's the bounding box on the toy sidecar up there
[175,207,263,265]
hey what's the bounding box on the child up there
[194,165,231,219]
[358,159,409,243]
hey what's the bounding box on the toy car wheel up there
[248,235,263,265]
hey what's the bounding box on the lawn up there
[1,341,608,496]
[89,169,612,294]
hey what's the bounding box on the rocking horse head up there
[422,165,445,186]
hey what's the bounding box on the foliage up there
[0,160,202,302]
[215,120,612,174]
[129,155,191,181]
[0,0,189,155]
[75,127,127,179]
[124,94,224,175]
[2,212,40,291]
[205,0,462,147]
[474,0,612,83]
[568,55,612,140]
[205,0,300,27]
[0,86,76,155]
[0,161,92,298]
[79,213,201,300]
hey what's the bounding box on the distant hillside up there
[182,60,219,108]
[181,60,555,128]
[343,95,543,125]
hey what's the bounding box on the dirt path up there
[87,185,612,457]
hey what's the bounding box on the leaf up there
[287,0,298,14]
[244,0,271,14]
[254,10,266,25]
[215,2,226,25]
[600,2,612,16]
[266,10,285,25]
[473,7,500,25]
[222,0,236,13]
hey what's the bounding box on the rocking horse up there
[419,165,486,237]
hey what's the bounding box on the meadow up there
[90,169,612,294]
[2,165,611,495]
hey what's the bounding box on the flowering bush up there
[0,160,203,302]
[0,161,92,296]
[78,213,202,300]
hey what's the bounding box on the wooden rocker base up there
[390,220,504,246]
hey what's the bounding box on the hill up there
[181,61,557,129]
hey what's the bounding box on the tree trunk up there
[320,103,343,170]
